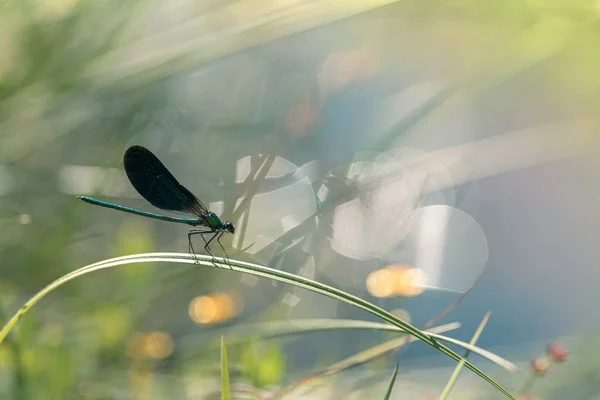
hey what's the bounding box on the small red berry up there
[530,356,550,375]
[547,342,568,362]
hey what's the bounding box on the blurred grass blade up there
[0,252,516,399]
[182,320,516,373]
[189,319,446,350]
[439,312,491,400]
[431,331,517,373]
[370,85,456,152]
[221,335,231,400]
[230,153,276,221]
[383,363,399,400]
[94,0,405,89]
[271,323,459,399]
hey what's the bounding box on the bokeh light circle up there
[387,205,488,293]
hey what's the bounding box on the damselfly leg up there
[188,229,231,268]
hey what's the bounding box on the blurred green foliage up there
[1,0,599,399]
[241,341,285,388]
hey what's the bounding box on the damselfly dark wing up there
[123,145,209,216]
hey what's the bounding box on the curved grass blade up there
[221,335,231,400]
[182,319,439,353]
[439,312,491,400]
[269,325,457,399]
[0,252,516,400]
[383,363,399,400]
[185,319,517,373]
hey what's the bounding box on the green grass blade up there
[439,312,491,400]
[221,335,231,400]
[383,363,399,400]
[271,322,460,399]
[184,319,446,350]
[182,318,517,373]
[0,252,516,399]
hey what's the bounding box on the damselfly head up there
[224,222,235,234]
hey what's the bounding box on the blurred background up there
[1,0,600,399]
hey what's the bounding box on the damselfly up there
[78,145,234,258]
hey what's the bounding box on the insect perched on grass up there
[78,145,235,259]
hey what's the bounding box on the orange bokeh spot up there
[367,265,426,298]
[126,331,174,360]
[366,268,395,298]
[144,331,174,359]
[188,292,242,325]
[391,265,425,297]
[189,295,218,324]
